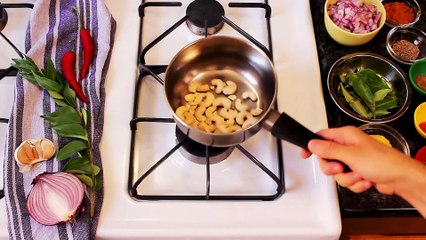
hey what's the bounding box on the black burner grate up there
[0,3,33,80]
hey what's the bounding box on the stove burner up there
[176,127,234,164]
[186,0,224,36]
[0,8,7,32]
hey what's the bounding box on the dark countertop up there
[309,0,426,218]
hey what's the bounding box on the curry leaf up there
[54,99,68,107]
[81,108,88,127]
[42,106,82,126]
[45,58,57,81]
[57,140,88,161]
[373,89,393,102]
[376,97,398,110]
[76,174,93,187]
[94,176,102,191]
[63,81,77,108]
[340,83,372,118]
[32,71,62,92]
[51,123,88,141]
[359,69,389,92]
[63,157,92,175]
[48,90,64,100]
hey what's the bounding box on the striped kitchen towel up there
[3,0,115,239]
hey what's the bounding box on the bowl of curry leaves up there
[327,52,411,123]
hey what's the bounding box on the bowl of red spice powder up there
[409,60,426,95]
[386,26,426,65]
[382,0,421,27]
[414,102,426,138]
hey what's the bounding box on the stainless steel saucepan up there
[164,35,327,151]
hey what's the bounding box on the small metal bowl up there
[382,0,421,28]
[386,26,426,65]
[359,123,410,155]
[327,53,411,123]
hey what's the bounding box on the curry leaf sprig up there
[12,56,102,194]
[338,68,398,119]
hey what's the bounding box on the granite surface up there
[309,0,426,217]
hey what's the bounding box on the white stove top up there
[0,0,342,239]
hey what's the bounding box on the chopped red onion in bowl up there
[328,0,382,34]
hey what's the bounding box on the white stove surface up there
[0,0,342,239]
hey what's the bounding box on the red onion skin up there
[26,172,85,226]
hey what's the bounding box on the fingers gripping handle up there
[270,112,351,173]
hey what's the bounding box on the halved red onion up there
[26,172,85,225]
[328,0,382,34]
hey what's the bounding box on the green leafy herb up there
[338,68,398,119]
[12,56,101,217]
[57,140,88,161]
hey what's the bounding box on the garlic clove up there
[39,139,56,159]
[14,139,56,171]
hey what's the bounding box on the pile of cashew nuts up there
[175,79,263,133]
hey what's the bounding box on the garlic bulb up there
[14,138,56,172]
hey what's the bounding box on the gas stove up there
[0,0,341,239]
[129,0,284,201]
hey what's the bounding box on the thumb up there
[308,139,354,166]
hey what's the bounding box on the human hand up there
[301,126,420,195]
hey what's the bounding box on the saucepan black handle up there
[270,112,351,173]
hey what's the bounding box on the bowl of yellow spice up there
[359,123,410,155]
[386,26,426,65]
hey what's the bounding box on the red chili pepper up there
[62,51,89,104]
[80,29,93,80]
[72,7,94,80]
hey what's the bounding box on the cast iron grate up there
[0,3,33,80]
[0,2,33,200]
[129,0,285,201]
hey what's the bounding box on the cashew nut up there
[195,106,207,122]
[236,111,255,125]
[242,91,257,101]
[228,94,237,101]
[196,84,210,92]
[242,117,258,129]
[216,124,241,133]
[228,125,242,132]
[190,120,200,129]
[183,111,196,125]
[250,108,263,116]
[225,118,235,127]
[205,106,217,118]
[235,99,249,112]
[211,79,226,94]
[216,124,232,134]
[188,93,204,105]
[212,97,232,109]
[211,115,225,126]
[199,92,215,108]
[176,105,189,119]
[176,105,197,125]
[222,80,237,95]
[198,122,216,133]
[184,93,196,102]
[219,108,238,120]
[188,81,200,93]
